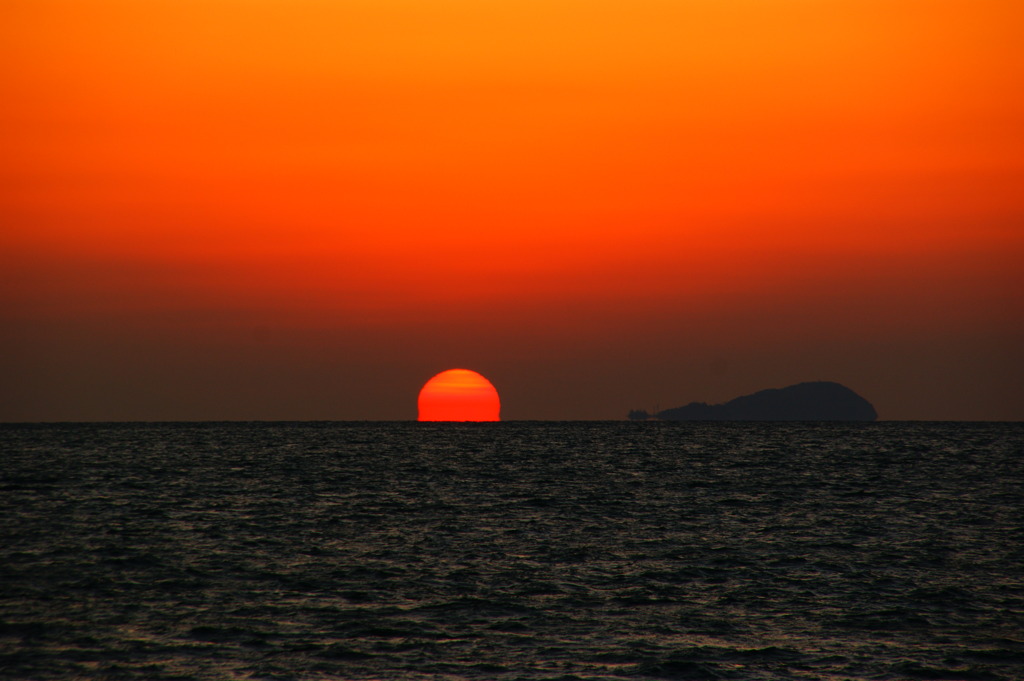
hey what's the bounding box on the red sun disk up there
[418,369,501,421]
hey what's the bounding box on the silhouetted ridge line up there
[631,381,878,421]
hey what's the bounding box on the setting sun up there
[418,369,501,422]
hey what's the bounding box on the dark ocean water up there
[1,422,1022,681]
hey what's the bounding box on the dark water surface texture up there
[2,422,1022,680]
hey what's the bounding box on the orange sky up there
[2,0,1023,420]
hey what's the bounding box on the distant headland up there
[629,381,878,421]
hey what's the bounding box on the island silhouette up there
[630,381,878,421]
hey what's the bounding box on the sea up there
[1,421,1022,681]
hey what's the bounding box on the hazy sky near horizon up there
[2,0,1023,421]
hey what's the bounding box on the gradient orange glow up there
[418,370,500,422]
[1,0,1022,420]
